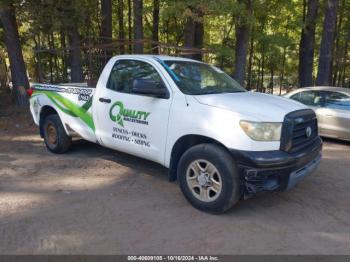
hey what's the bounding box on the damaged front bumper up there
[230,137,322,198]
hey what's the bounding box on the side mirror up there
[132,79,168,98]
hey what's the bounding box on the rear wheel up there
[178,143,241,214]
[43,114,71,153]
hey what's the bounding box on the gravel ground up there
[0,105,350,255]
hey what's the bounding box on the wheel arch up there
[39,106,69,138]
[168,134,230,182]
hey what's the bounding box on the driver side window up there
[107,60,164,94]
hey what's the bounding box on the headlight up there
[239,121,282,141]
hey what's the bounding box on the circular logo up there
[305,126,312,138]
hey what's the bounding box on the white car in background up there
[285,86,350,141]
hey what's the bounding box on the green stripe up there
[46,96,77,117]
[82,97,93,111]
[33,91,95,132]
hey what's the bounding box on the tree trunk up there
[68,26,83,82]
[51,33,60,82]
[101,0,112,42]
[340,41,348,87]
[118,0,125,54]
[280,46,287,95]
[47,34,54,83]
[260,51,265,92]
[269,68,274,94]
[332,0,344,86]
[298,0,318,87]
[152,0,160,54]
[164,18,169,48]
[101,0,112,58]
[280,21,289,94]
[183,5,204,59]
[193,7,204,61]
[0,54,8,90]
[60,31,68,82]
[247,28,254,90]
[256,58,261,92]
[34,33,44,82]
[0,3,29,107]
[233,0,252,86]
[184,8,195,50]
[133,0,143,54]
[128,0,132,53]
[316,0,339,86]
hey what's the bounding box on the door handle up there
[99,97,111,103]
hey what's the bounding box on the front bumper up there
[230,137,322,197]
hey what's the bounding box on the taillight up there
[27,87,34,97]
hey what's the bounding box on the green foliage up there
[0,0,349,88]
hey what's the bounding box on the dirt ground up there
[0,97,350,255]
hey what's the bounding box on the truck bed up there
[30,82,97,143]
[32,83,96,102]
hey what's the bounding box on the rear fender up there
[39,105,70,138]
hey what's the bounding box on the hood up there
[193,91,307,122]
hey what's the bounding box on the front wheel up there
[178,144,241,214]
[42,114,72,154]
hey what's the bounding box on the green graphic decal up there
[109,101,150,127]
[109,101,125,127]
[33,90,95,132]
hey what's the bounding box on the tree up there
[133,0,143,54]
[246,28,254,90]
[68,25,83,82]
[298,0,318,87]
[0,0,348,97]
[0,50,9,90]
[128,0,132,53]
[183,7,195,50]
[118,0,125,54]
[316,0,339,86]
[331,0,346,86]
[152,0,160,54]
[233,0,252,86]
[0,2,29,106]
[101,0,113,44]
[183,5,205,60]
[193,6,204,61]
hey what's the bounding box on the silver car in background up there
[285,86,350,141]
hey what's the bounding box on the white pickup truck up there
[29,55,322,213]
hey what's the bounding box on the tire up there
[178,143,241,214]
[42,114,71,154]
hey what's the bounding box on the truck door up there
[94,59,172,165]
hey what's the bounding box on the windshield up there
[161,60,246,95]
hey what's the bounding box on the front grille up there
[280,109,318,153]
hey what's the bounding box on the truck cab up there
[29,55,322,213]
